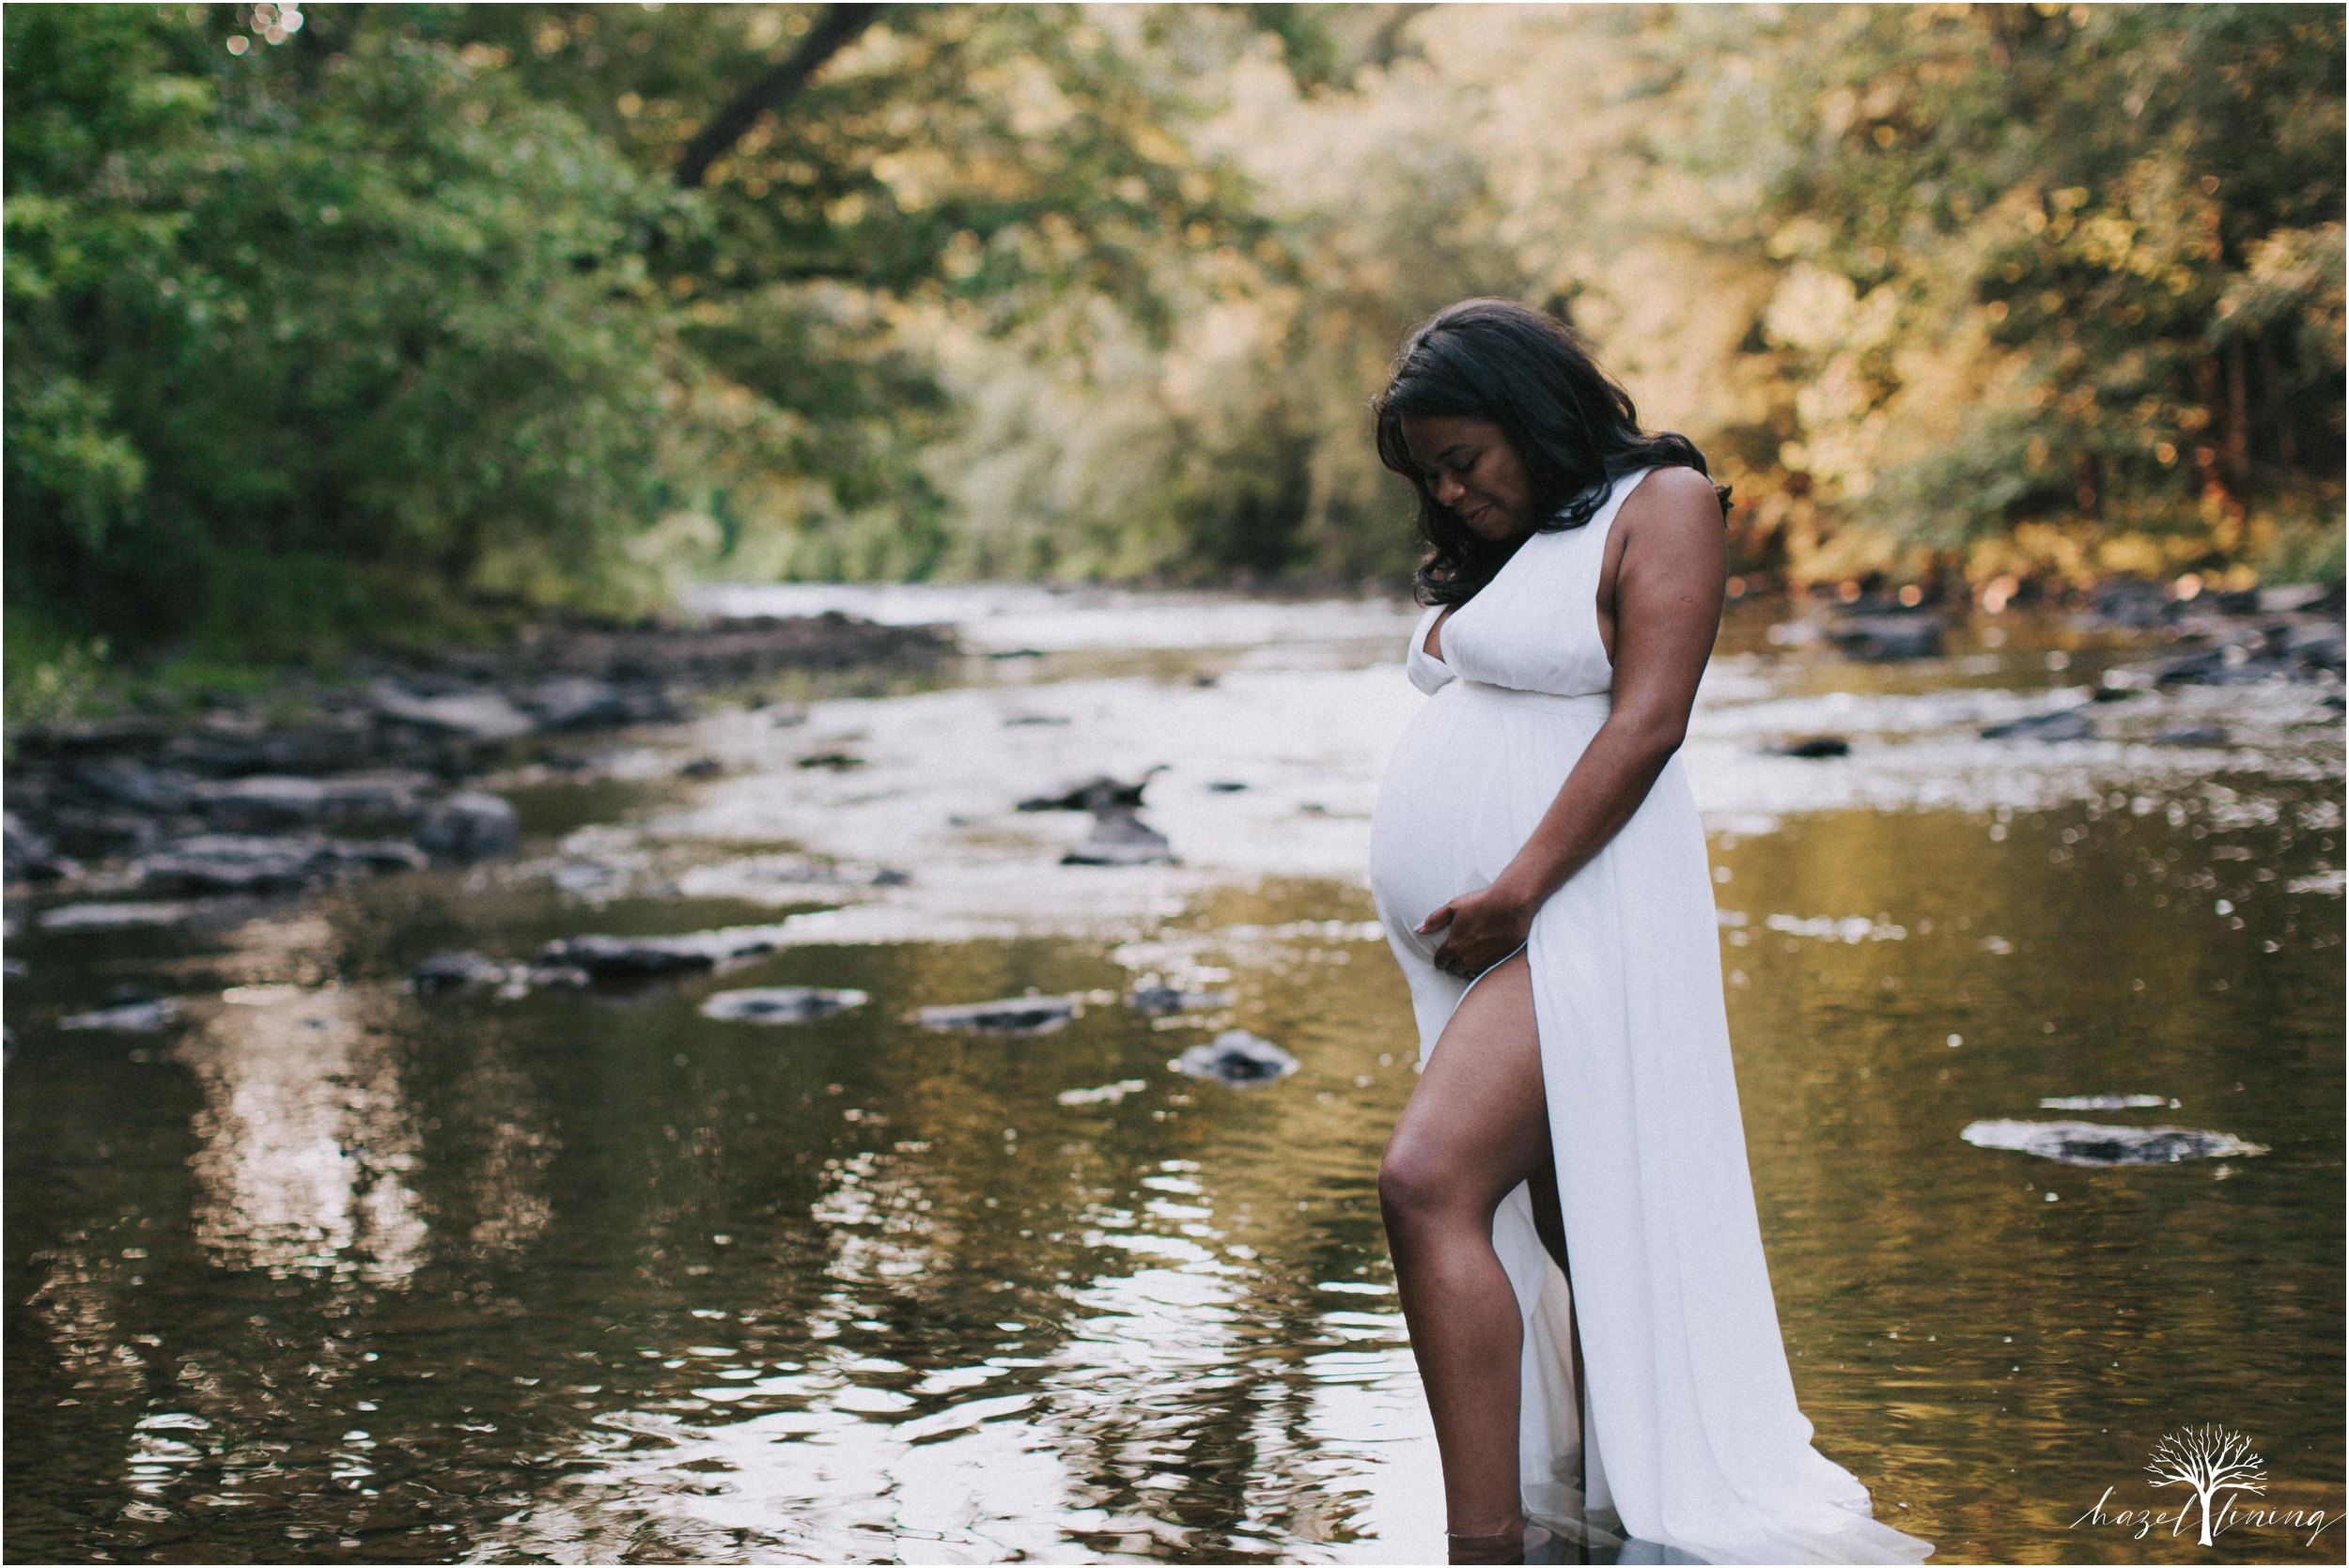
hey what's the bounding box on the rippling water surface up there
[7,592,2341,1564]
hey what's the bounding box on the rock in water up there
[191,775,331,831]
[1773,737,1851,759]
[418,793,520,862]
[2153,723,2227,747]
[700,987,868,1023]
[370,682,537,742]
[65,763,194,813]
[1828,615,1944,661]
[517,676,634,731]
[140,833,328,893]
[537,937,716,980]
[4,812,78,881]
[408,951,515,993]
[1062,808,1175,866]
[194,771,434,832]
[36,900,207,932]
[1018,768,1167,814]
[1980,708,2093,742]
[535,925,790,981]
[1128,986,1235,1017]
[916,995,1077,1034]
[59,990,179,1032]
[1961,1118,2269,1167]
[1173,1030,1299,1086]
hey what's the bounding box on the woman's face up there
[1397,413,1532,543]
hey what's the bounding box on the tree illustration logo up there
[2144,1424,2269,1546]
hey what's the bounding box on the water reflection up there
[179,986,427,1286]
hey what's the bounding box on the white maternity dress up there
[1366,467,1935,1565]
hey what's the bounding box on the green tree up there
[7,5,689,658]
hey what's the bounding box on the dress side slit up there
[1528,1156,1590,1506]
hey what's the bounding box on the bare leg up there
[1379,952,1552,1545]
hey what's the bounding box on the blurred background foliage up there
[6,2,2341,684]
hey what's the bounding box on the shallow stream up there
[7,588,2341,1564]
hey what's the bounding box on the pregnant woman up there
[1366,300,1934,1566]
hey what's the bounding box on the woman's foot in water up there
[1446,1514,1561,1564]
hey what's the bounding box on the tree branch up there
[674,4,879,190]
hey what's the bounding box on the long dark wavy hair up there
[1374,298,1730,606]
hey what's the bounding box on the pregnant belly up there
[1368,683,1609,939]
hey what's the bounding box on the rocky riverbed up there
[3,581,2341,1567]
[2,612,955,900]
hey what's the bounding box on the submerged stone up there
[417,792,520,862]
[59,991,179,1032]
[1981,708,2093,742]
[517,675,634,731]
[916,995,1077,1034]
[1058,1079,1148,1106]
[408,951,516,993]
[139,833,426,893]
[36,899,207,931]
[371,682,536,742]
[1961,1118,2269,1167]
[1061,808,1175,866]
[1018,768,1166,814]
[1173,1030,1299,1086]
[4,812,78,882]
[536,925,791,981]
[1773,737,1851,759]
[191,771,436,833]
[699,987,867,1023]
[1828,614,1944,661]
[1128,986,1235,1017]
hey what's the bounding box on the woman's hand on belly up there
[1416,882,1535,980]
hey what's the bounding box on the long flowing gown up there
[1365,467,1935,1565]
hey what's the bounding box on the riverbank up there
[7,583,2340,933]
[2,612,956,893]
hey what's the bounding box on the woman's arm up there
[1417,466,1726,978]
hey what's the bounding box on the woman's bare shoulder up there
[1619,465,1723,536]
[1613,465,1726,603]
